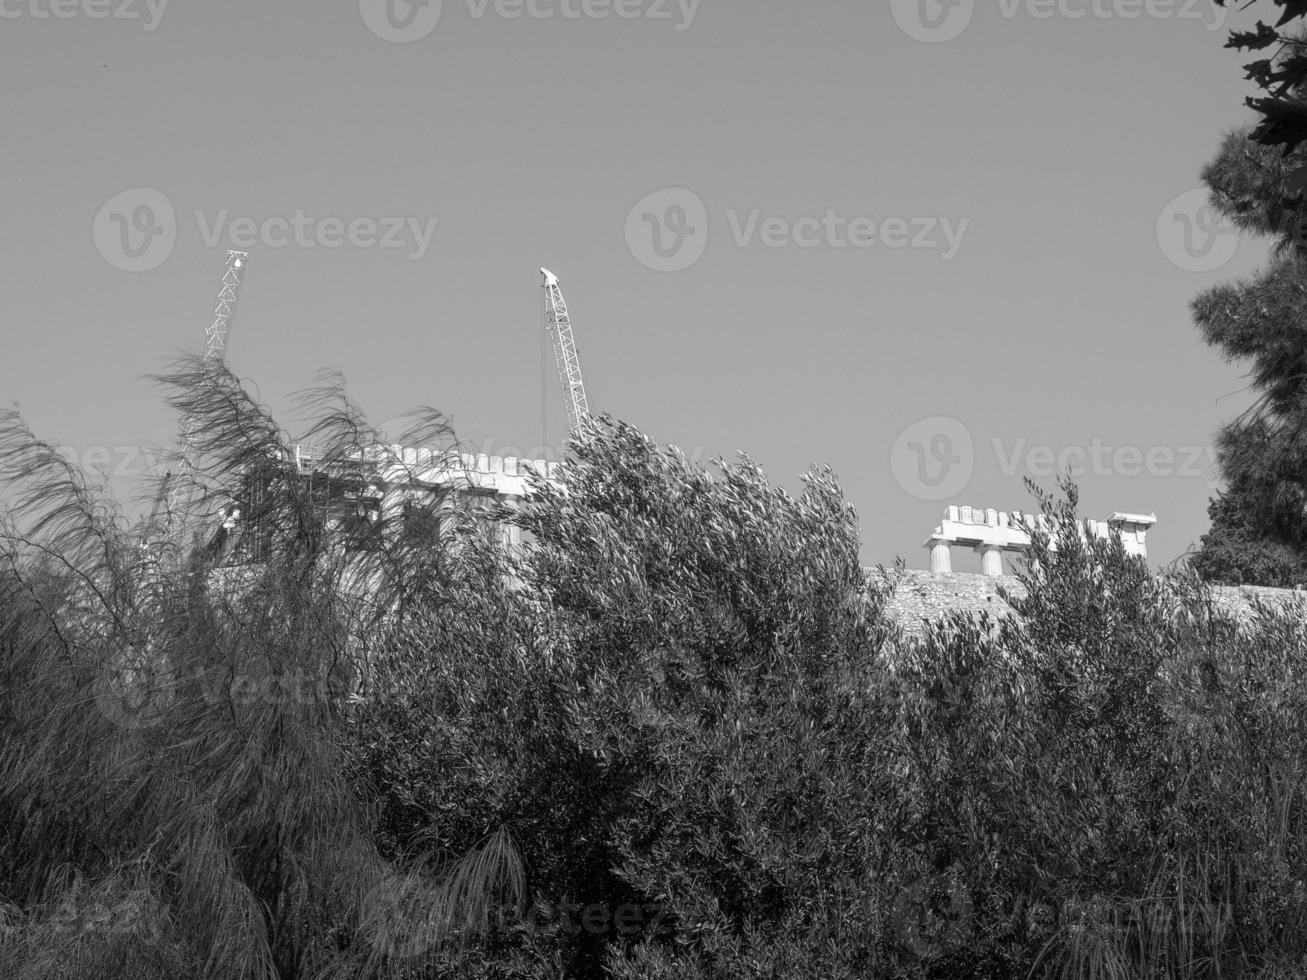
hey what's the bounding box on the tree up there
[1191,418,1307,585]
[1219,3,1307,154]
[349,417,922,978]
[339,417,1307,977]
[1188,125,1307,584]
[515,420,898,979]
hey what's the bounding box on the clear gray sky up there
[0,0,1275,571]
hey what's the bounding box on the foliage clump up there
[5,369,1307,978]
[0,360,526,980]
[354,422,1307,978]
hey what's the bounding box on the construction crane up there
[541,267,590,438]
[146,250,249,540]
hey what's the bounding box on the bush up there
[353,430,1307,979]
[8,370,1307,978]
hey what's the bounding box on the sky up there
[0,0,1280,572]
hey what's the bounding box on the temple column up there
[927,535,952,574]
[977,544,1004,577]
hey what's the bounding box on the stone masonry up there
[220,452,1307,640]
[875,568,1307,641]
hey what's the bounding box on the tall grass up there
[0,357,525,979]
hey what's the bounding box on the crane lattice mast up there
[165,249,249,522]
[541,267,590,437]
[202,249,247,362]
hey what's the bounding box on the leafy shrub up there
[8,366,1307,979]
[354,430,1307,979]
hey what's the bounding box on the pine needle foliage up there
[1190,124,1307,584]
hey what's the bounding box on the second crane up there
[541,267,591,438]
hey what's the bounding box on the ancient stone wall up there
[875,568,1307,640]
[873,569,1022,638]
[281,450,1307,640]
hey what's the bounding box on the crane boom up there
[541,267,590,437]
[164,249,249,525]
[203,249,247,363]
